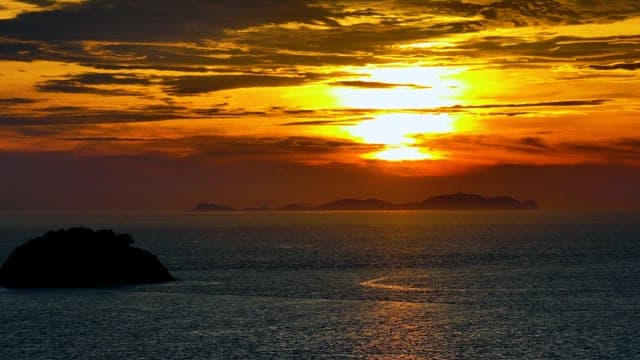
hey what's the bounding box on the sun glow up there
[348,113,454,144]
[332,66,463,109]
[328,65,464,161]
[346,113,454,161]
[365,146,438,161]
[290,66,473,163]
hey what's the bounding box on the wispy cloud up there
[57,136,164,142]
[449,99,610,109]
[330,80,430,89]
[33,72,152,95]
[280,120,355,127]
[590,62,640,71]
[164,74,314,95]
[418,134,640,166]
[0,97,37,105]
[0,109,191,126]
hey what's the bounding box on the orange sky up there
[1,1,639,210]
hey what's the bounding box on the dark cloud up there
[561,139,640,161]
[422,133,640,163]
[282,109,318,115]
[87,63,212,73]
[39,72,151,86]
[89,43,239,67]
[554,72,636,81]
[67,72,151,85]
[557,0,640,21]
[0,97,37,105]
[1,0,639,72]
[0,109,191,126]
[590,62,640,71]
[164,74,313,94]
[139,104,188,112]
[451,35,640,66]
[175,135,379,158]
[58,137,164,142]
[230,0,640,58]
[36,72,152,95]
[448,99,609,109]
[48,133,382,163]
[193,108,267,117]
[616,138,640,148]
[419,134,555,156]
[36,82,141,96]
[519,137,550,149]
[330,80,430,89]
[1,0,333,42]
[486,112,531,117]
[281,120,354,127]
[474,0,580,26]
[357,0,571,27]
[0,36,377,70]
[399,0,640,25]
[8,124,74,137]
[233,22,443,54]
[0,40,43,61]
[15,0,55,6]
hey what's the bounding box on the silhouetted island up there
[193,202,235,211]
[0,227,174,288]
[193,193,539,211]
[241,205,271,211]
[405,193,539,210]
[279,203,311,211]
[315,198,398,210]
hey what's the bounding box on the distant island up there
[0,227,174,288]
[193,203,235,211]
[192,193,539,211]
[404,193,539,210]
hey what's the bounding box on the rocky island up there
[405,193,539,210]
[0,227,174,288]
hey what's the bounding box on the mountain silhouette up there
[193,193,539,212]
[406,193,539,210]
[193,202,235,211]
[278,203,312,211]
[314,198,397,210]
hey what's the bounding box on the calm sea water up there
[1,210,639,359]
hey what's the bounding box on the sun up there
[329,65,462,161]
[345,113,454,161]
[364,146,437,161]
[347,113,454,144]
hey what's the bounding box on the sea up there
[0,210,639,359]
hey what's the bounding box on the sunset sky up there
[1,0,639,210]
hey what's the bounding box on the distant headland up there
[193,193,539,212]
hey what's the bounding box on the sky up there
[1,0,639,210]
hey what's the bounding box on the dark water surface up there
[1,211,639,359]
